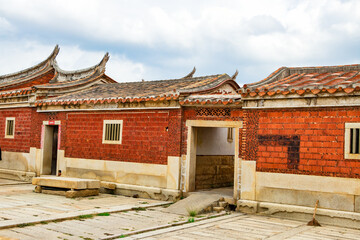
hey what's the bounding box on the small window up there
[102,120,123,144]
[345,123,360,159]
[5,117,15,139]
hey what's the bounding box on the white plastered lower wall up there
[0,148,38,181]
[62,156,181,200]
[240,160,360,212]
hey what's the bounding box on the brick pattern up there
[181,108,243,156]
[30,111,67,149]
[167,109,182,157]
[248,107,360,178]
[62,111,173,165]
[30,110,182,165]
[241,110,259,161]
[0,108,32,152]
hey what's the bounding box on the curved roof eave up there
[51,53,110,83]
[0,45,59,81]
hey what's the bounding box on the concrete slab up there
[32,176,100,190]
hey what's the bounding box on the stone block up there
[34,185,42,193]
[355,195,360,213]
[32,176,100,190]
[237,200,258,214]
[101,181,116,190]
[42,189,67,196]
[65,189,99,198]
[196,167,216,175]
[213,206,224,213]
[219,201,228,208]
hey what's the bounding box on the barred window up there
[345,123,360,159]
[5,117,15,139]
[350,128,360,154]
[102,120,123,144]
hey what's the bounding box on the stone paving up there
[1,179,360,240]
[0,206,189,240]
[130,214,360,240]
[0,179,163,225]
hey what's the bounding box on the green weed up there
[97,212,110,216]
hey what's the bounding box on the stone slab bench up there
[32,176,100,198]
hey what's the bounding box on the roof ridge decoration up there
[182,67,196,79]
[231,70,238,80]
[241,63,360,98]
[0,45,59,84]
[51,52,110,83]
[36,73,241,107]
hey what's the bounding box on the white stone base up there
[100,182,181,201]
[237,200,360,229]
[0,168,35,182]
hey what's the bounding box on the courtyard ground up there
[0,178,359,240]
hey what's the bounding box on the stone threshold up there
[0,201,171,230]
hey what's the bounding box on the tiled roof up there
[180,95,241,105]
[241,64,360,98]
[36,74,233,106]
[0,87,35,98]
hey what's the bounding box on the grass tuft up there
[77,214,94,220]
[17,223,35,228]
[187,208,197,217]
[131,207,146,211]
[97,212,110,216]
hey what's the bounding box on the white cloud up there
[0,0,360,83]
[0,17,14,35]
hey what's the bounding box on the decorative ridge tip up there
[51,45,60,60]
[231,69,238,80]
[46,45,60,63]
[97,52,110,73]
[183,66,196,79]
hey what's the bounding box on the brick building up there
[1,47,360,222]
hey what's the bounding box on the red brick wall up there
[30,111,67,149]
[181,107,243,157]
[0,108,33,152]
[242,107,360,178]
[58,110,180,165]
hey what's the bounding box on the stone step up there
[213,206,225,213]
[219,201,228,208]
[224,197,236,205]
[32,176,100,190]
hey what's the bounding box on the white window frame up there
[102,120,123,144]
[344,123,360,159]
[5,117,15,139]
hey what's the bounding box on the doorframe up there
[184,120,243,199]
[40,120,61,175]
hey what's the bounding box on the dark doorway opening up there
[42,125,59,175]
[51,126,59,175]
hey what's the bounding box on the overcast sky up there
[0,0,360,85]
